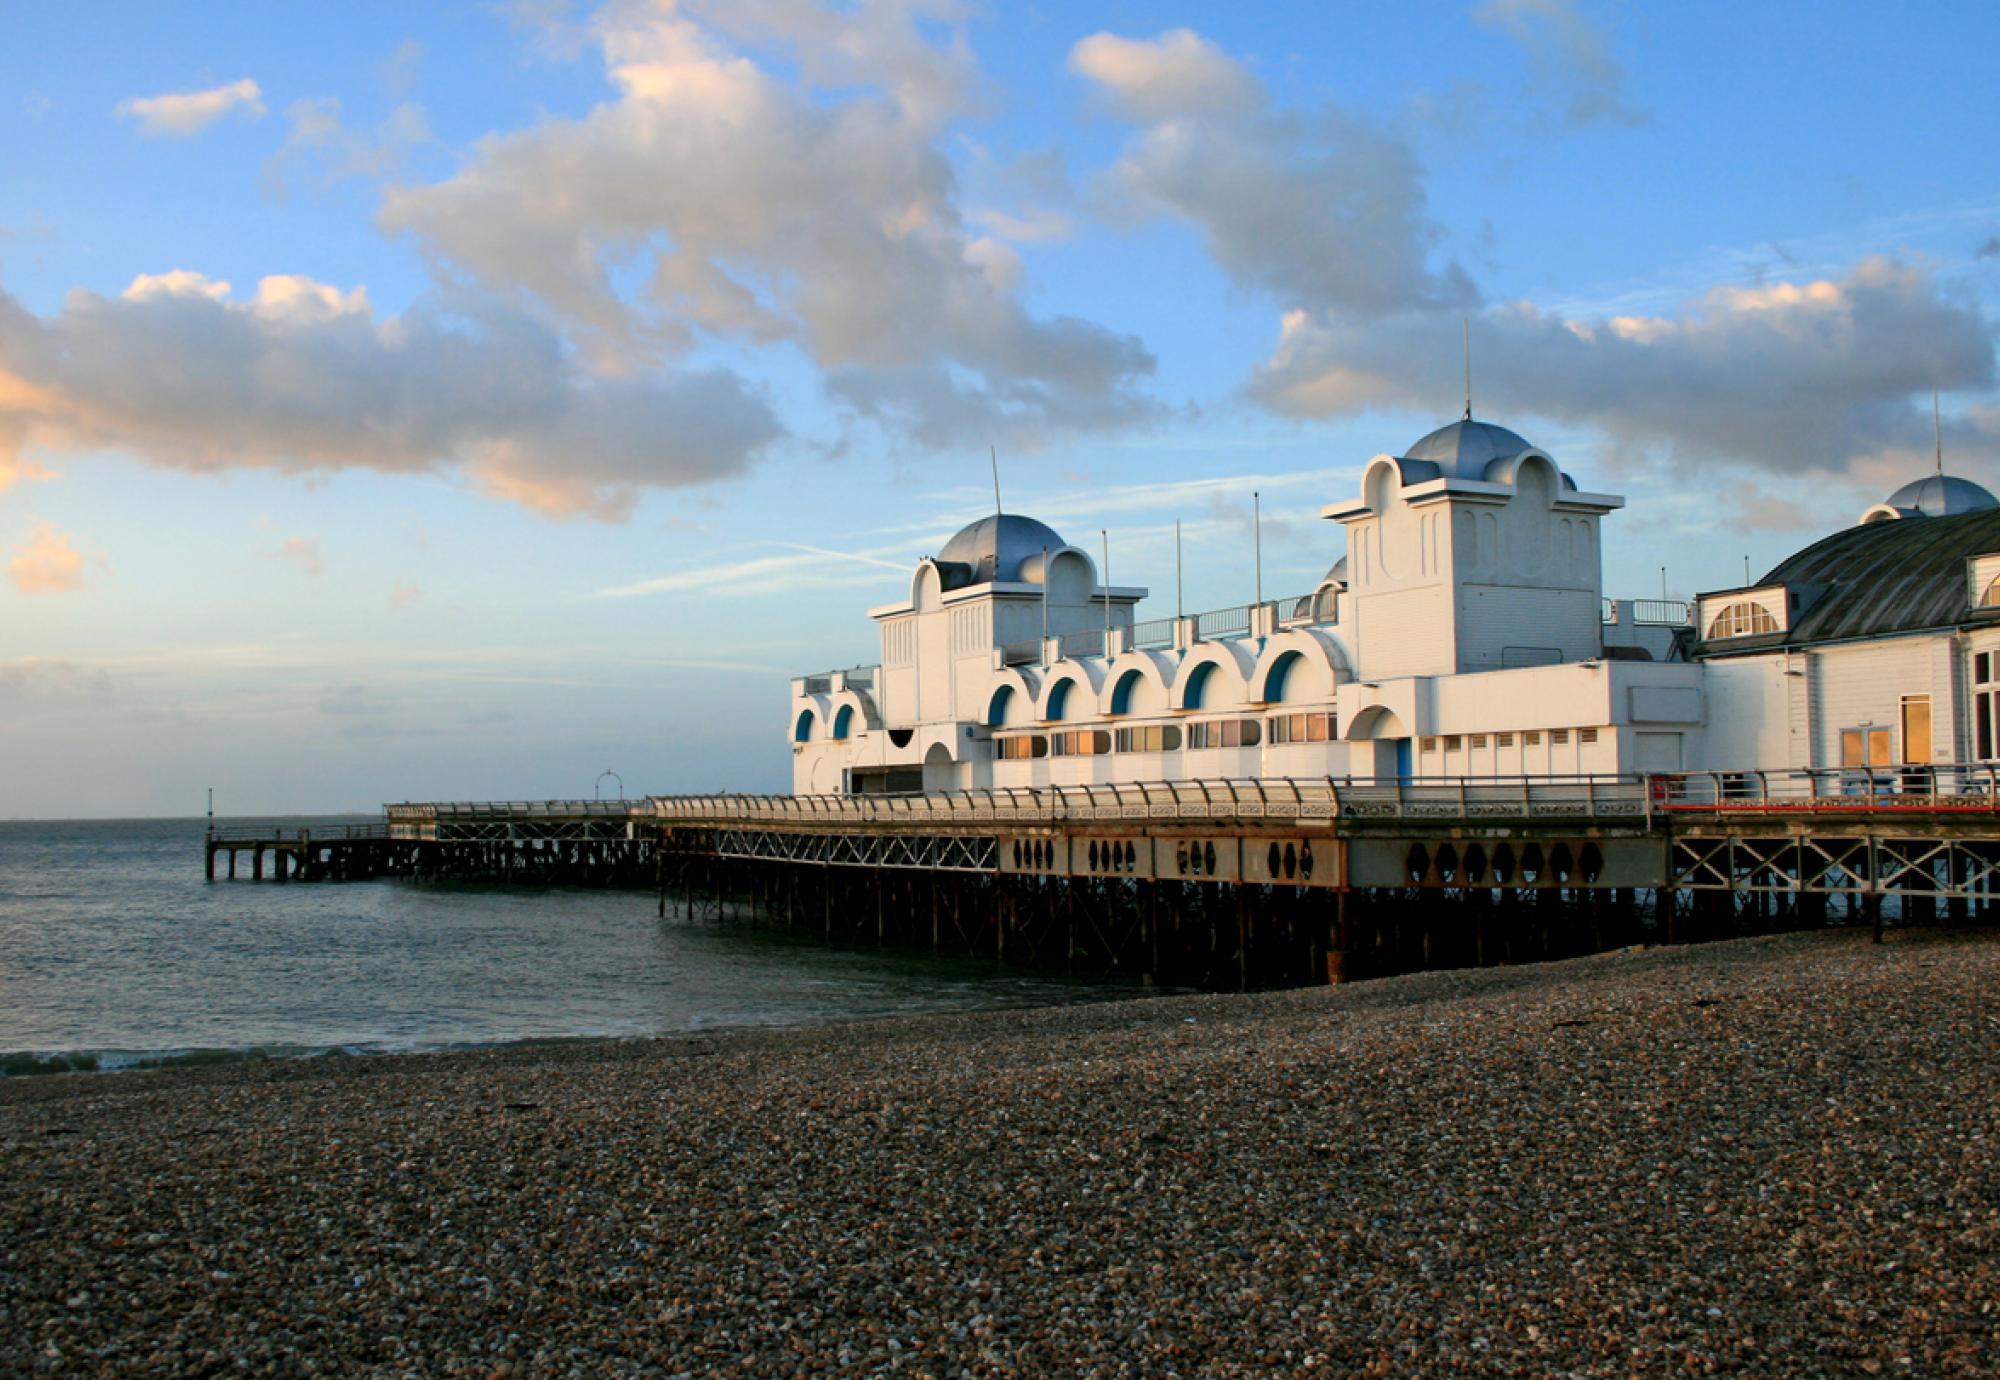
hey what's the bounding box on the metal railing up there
[1653,766,2000,812]
[650,774,1652,827]
[1194,605,1252,640]
[1275,592,1318,625]
[206,823,392,843]
[1062,628,1106,660]
[385,800,638,820]
[1602,598,1694,626]
[1129,617,1176,649]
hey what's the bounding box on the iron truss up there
[436,821,634,842]
[715,828,999,872]
[1670,833,2000,897]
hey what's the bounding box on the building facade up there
[790,417,2000,793]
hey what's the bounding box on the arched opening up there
[1707,601,1779,639]
[831,705,853,741]
[1182,661,1215,711]
[1262,650,1304,703]
[986,685,1014,728]
[793,709,815,743]
[1110,668,1143,715]
[1045,677,1075,721]
[922,742,955,793]
[1981,575,2000,607]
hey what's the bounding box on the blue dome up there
[1881,474,1998,518]
[1403,419,1536,477]
[935,514,1067,586]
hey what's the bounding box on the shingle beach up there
[4,927,1997,1377]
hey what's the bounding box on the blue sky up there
[5,0,2000,816]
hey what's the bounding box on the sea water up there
[0,817,1108,1076]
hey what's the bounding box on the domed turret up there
[934,514,1067,587]
[1872,474,2000,520]
[1402,419,1536,477]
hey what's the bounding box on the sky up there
[5,0,2000,817]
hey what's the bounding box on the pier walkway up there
[204,769,2000,985]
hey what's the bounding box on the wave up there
[0,1043,366,1078]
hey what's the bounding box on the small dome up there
[1403,419,1536,478]
[1880,474,1999,519]
[1320,556,1349,588]
[935,514,1067,586]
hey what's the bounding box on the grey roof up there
[1880,473,1999,518]
[1403,419,1534,476]
[935,513,1066,588]
[1700,507,2000,652]
[1398,417,1578,490]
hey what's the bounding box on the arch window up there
[986,685,1014,729]
[1110,668,1144,715]
[1182,661,1216,711]
[831,705,854,741]
[1262,650,1303,703]
[1983,576,2000,608]
[1044,678,1075,721]
[793,709,815,743]
[1706,601,1779,639]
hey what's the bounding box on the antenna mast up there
[1934,392,1945,479]
[1463,317,1472,420]
[1101,530,1111,643]
[1175,520,1184,619]
[990,445,1003,516]
[1253,491,1263,607]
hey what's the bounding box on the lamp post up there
[596,769,624,801]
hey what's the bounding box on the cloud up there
[390,581,423,607]
[380,0,1158,451]
[596,540,911,599]
[1474,0,1646,129]
[1068,28,1260,122]
[275,535,325,577]
[1253,256,1998,480]
[0,270,783,519]
[8,523,86,593]
[1978,235,2000,261]
[1070,29,1474,317]
[115,78,266,137]
[264,97,433,198]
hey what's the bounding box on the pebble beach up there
[4,926,1997,1377]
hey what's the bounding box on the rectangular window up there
[1420,737,1438,752]
[1579,728,1599,744]
[1847,726,1892,766]
[1901,696,1932,765]
[1978,652,1993,683]
[1523,731,1541,746]
[1495,732,1514,747]
[1980,693,1994,761]
[1469,734,1488,749]
[1220,719,1241,748]
[1309,713,1332,742]
[1551,729,1569,745]
[1443,735,1462,751]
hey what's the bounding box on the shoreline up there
[7,927,1996,1373]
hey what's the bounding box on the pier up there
[203,767,2000,988]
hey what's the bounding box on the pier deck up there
[203,769,2000,985]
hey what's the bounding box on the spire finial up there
[1462,317,1472,421]
[1934,392,1944,480]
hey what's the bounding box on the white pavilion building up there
[789,416,2000,794]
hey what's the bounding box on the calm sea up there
[0,817,1111,1076]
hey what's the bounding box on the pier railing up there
[206,822,391,843]
[1654,766,2000,812]
[649,774,1654,827]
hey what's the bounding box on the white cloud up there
[8,523,86,593]
[379,0,1158,451]
[115,78,266,137]
[274,535,325,577]
[1474,0,1646,129]
[1068,28,1260,122]
[0,273,783,520]
[1070,29,1474,317]
[1253,257,1999,480]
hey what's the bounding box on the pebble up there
[2,927,1997,1375]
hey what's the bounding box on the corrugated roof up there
[1700,509,2000,653]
